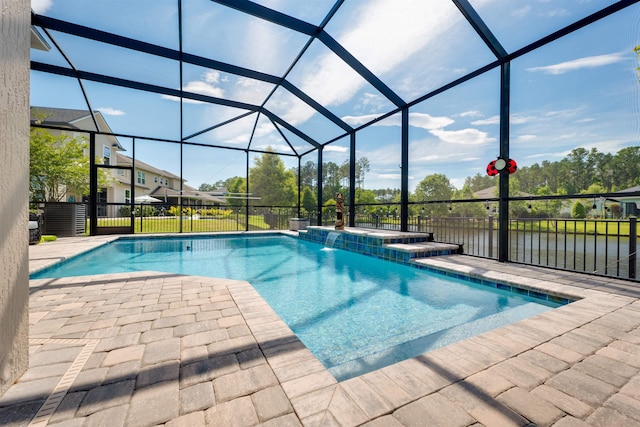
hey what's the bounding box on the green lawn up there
[510,219,638,237]
[90,215,272,234]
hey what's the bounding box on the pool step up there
[297,226,461,264]
[384,241,462,256]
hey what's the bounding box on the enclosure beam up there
[245,150,250,232]
[89,133,98,236]
[32,14,351,133]
[31,61,321,150]
[400,108,409,232]
[498,62,510,262]
[317,147,323,226]
[297,157,302,218]
[451,0,506,59]
[210,0,405,107]
[349,132,356,228]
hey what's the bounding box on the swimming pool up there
[32,234,563,380]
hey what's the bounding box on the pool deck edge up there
[7,236,640,426]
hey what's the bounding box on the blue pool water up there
[32,235,561,380]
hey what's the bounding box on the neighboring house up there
[611,186,640,218]
[30,107,225,217]
[30,106,124,206]
[115,153,226,208]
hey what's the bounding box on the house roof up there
[616,185,640,194]
[31,106,97,128]
[30,106,124,150]
[115,153,181,180]
[149,186,226,204]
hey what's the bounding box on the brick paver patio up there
[1,234,639,426]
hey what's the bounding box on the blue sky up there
[30,0,640,192]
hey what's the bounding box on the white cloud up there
[277,0,458,126]
[96,107,125,116]
[183,80,224,98]
[457,110,483,118]
[323,145,349,153]
[527,53,626,75]
[341,112,454,130]
[254,143,292,153]
[203,70,220,84]
[31,0,52,13]
[471,116,499,126]
[512,6,531,18]
[415,154,442,162]
[430,128,496,145]
[525,151,570,159]
[410,113,455,130]
[161,71,224,104]
[472,114,536,126]
[161,95,204,104]
[356,93,389,113]
[341,113,384,127]
[515,134,537,142]
[546,8,570,18]
[377,173,402,180]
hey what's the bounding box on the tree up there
[571,201,586,219]
[356,157,370,189]
[299,161,317,190]
[566,148,596,194]
[200,180,225,191]
[413,174,454,216]
[339,159,350,188]
[225,176,246,207]
[613,147,640,189]
[452,184,486,218]
[531,185,564,217]
[322,161,343,203]
[30,127,92,202]
[464,173,496,193]
[249,149,296,207]
[301,186,317,214]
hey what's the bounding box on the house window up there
[137,171,146,185]
[154,176,158,183]
[125,189,130,204]
[103,146,111,165]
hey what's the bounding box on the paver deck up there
[2,234,639,426]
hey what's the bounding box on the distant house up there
[30,106,124,206]
[611,186,640,218]
[115,153,226,207]
[30,107,225,216]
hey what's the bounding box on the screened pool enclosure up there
[30,1,640,278]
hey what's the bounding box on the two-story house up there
[30,107,225,215]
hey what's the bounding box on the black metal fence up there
[32,200,639,282]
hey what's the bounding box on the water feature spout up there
[325,231,340,249]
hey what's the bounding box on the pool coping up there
[18,233,640,425]
[30,231,574,307]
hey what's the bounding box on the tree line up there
[200,145,640,218]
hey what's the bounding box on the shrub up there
[571,201,586,219]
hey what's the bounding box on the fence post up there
[488,215,494,258]
[630,216,637,280]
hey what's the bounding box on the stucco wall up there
[0,0,30,396]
